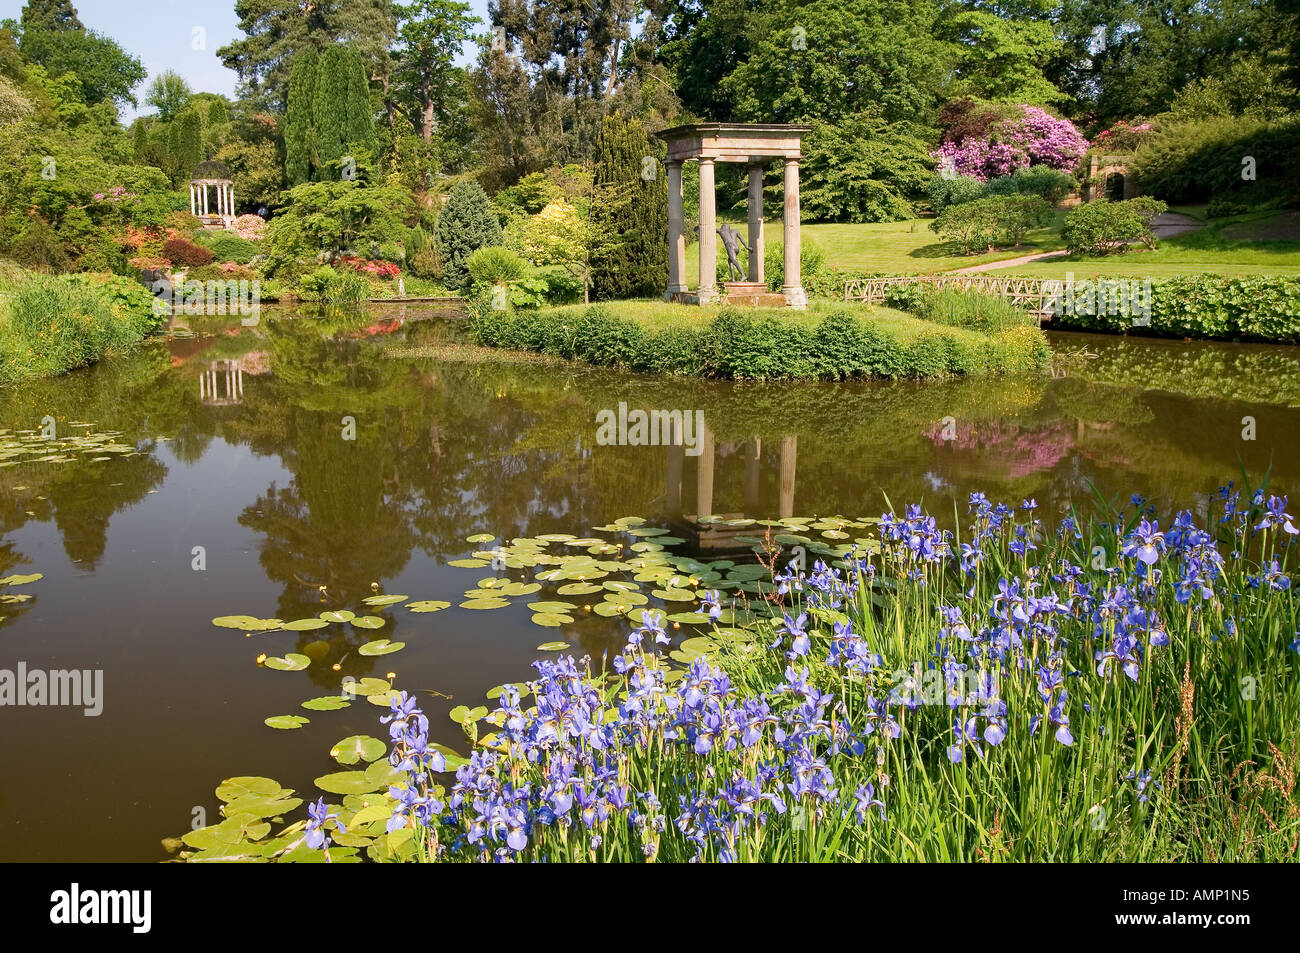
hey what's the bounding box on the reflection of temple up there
[664,419,799,550]
[199,360,245,405]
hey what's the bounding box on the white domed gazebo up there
[190,160,235,228]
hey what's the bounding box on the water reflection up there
[1,311,1299,860]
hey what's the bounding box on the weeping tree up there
[588,111,668,300]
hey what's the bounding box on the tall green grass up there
[0,270,163,385]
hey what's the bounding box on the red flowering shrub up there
[337,255,400,279]
[162,236,214,267]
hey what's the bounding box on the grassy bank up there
[0,267,164,385]
[469,300,1051,380]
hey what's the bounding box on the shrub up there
[436,181,504,291]
[764,240,827,293]
[1206,197,1250,218]
[927,173,987,214]
[1061,197,1167,256]
[467,246,526,288]
[929,197,1000,253]
[469,304,1051,380]
[1129,116,1300,204]
[162,236,215,267]
[199,231,260,264]
[230,214,269,241]
[295,265,370,304]
[1012,165,1075,204]
[915,289,1036,333]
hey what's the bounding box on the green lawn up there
[678,208,1300,285]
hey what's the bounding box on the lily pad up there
[282,617,330,631]
[265,715,309,730]
[0,573,43,586]
[358,639,405,656]
[527,600,575,613]
[448,558,488,569]
[362,594,408,607]
[264,653,311,672]
[466,533,496,543]
[350,616,386,629]
[301,695,351,711]
[460,597,510,610]
[531,612,574,627]
[216,776,282,802]
[320,610,355,623]
[315,771,383,795]
[407,600,451,613]
[536,641,571,651]
[330,735,387,765]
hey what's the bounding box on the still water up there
[1,308,1298,860]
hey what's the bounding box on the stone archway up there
[1088,154,1138,202]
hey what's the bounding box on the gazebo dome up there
[192,160,232,181]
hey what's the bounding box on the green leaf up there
[358,639,405,656]
[264,653,311,671]
[301,695,351,711]
[265,714,309,730]
[330,735,386,765]
[315,771,383,795]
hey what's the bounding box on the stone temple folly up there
[655,123,811,309]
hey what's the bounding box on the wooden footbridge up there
[844,275,1059,318]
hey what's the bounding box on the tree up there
[144,69,191,122]
[393,0,478,142]
[218,0,395,110]
[285,49,319,186]
[343,47,378,163]
[266,179,414,261]
[435,180,503,290]
[799,112,933,222]
[313,46,352,175]
[173,110,202,180]
[587,111,668,300]
[15,0,146,107]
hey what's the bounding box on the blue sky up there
[0,0,493,118]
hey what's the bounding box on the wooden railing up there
[844,275,1059,316]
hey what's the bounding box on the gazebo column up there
[697,157,717,304]
[202,185,208,217]
[747,164,765,284]
[665,160,686,299]
[782,158,806,308]
[189,185,196,216]
[228,184,235,218]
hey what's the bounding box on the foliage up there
[1061,197,1166,256]
[435,180,503,291]
[470,303,1050,380]
[911,288,1038,333]
[265,180,414,265]
[392,0,479,142]
[284,48,318,186]
[1050,274,1300,343]
[763,240,827,293]
[1128,116,1300,204]
[0,268,161,383]
[466,246,526,287]
[162,235,215,267]
[296,264,371,304]
[588,112,669,301]
[930,194,1052,253]
[799,112,933,223]
[14,0,146,107]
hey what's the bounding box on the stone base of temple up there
[782,286,809,310]
[666,284,794,308]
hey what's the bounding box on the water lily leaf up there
[499,581,541,596]
[320,610,355,623]
[264,653,311,671]
[407,600,451,613]
[222,795,301,820]
[282,617,330,631]
[302,695,351,711]
[330,735,386,765]
[527,601,575,613]
[531,612,573,627]
[358,639,405,656]
[668,611,711,624]
[466,533,495,543]
[367,689,403,708]
[652,587,697,602]
[0,573,43,585]
[448,558,487,568]
[265,714,309,730]
[213,614,275,630]
[350,616,386,629]
[301,640,331,660]
[216,776,282,802]
[362,594,408,607]
[459,597,510,609]
[604,580,639,592]
[364,759,405,786]
[593,602,625,617]
[342,677,391,697]
[536,641,570,651]
[537,533,576,542]
[449,705,488,723]
[604,590,648,607]
[315,771,383,795]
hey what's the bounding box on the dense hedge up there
[1048,275,1300,343]
[469,304,1051,380]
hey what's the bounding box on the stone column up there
[779,434,798,519]
[696,421,715,519]
[189,185,196,216]
[747,164,764,284]
[666,418,684,516]
[665,160,686,299]
[228,185,235,218]
[744,436,761,511]
[782,158,806,308]
[202,185,208,217]
[697,158,717,304]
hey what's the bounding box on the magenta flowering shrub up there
[933,105,1088,181]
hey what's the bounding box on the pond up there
[2,306,1298,861]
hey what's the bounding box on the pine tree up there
[435,180,503,291]
[313,45,351,177]
[588,111,668,300]
[174,110,203,181]
[285,48,319,185]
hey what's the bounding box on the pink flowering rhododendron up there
[337,255,400,278]
[230,214,267,241]
[932,105,1088,181]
